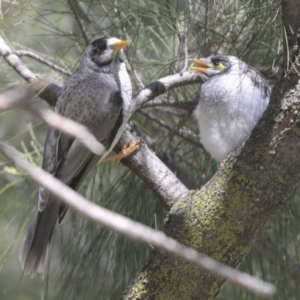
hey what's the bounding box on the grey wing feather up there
[20,126,63,277]
[57,108,124,221]
[19,199,60,277]
[20,71,124,277]
[57,139,92,185]
[38,127,60,211]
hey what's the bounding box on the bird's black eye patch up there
[90,37,113,67]
[91,37,109,53]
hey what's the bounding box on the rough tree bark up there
[123,1,300,299]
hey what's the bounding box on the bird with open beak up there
[190,55,270,162]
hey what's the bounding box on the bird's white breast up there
[100,61,133,160]
[194,70,269,161]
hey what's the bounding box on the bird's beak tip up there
[189,58,200,63]
[112,40,129,52]
[189,66,203,73]
[190,58,211,68]
[189,58,212,74]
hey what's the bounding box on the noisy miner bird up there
[190,55,270,162]
[20,36,139,277]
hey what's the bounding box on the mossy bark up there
[123,77,300,299]
[123,0,300,293]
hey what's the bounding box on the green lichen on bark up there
[123,76,300,300]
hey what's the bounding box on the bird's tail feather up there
[19,200,59,278]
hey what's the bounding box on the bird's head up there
[190,56,240,81]
[82,36,129,71]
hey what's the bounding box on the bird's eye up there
[213,61,226,70]
[96,48,103,53]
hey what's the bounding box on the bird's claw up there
[101,139,141,165]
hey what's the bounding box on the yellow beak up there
[112,40,129,52]
[189,58,212,74]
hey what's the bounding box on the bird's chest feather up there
[194,74,269,161]
[56,71,122,130]
[199,74,267,129]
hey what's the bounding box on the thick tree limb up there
[115,125,189,209]
[123,67,300,300]
[0,142,275,297]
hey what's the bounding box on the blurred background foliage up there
[1,0,299,299]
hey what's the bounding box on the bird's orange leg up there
[100,139,141,165]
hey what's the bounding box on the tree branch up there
[0,142,275,297]
[124,62,300,300]
[0,36,38,82]
[132,71,203,112]
[115,124,189,209]
[14,50,72,76]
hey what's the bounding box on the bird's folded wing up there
[38,127,60,211]
[57,139,94,185]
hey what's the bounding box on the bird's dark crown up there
[91,37,110,52]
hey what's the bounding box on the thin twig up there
[69,0,103,33]
[254,239,300,283]
[165,0,179,38]
[139,110,202,148]
[0,35,38,82]
[149,106,190,117]
[181,3,189,71]
[68,0,89,45]
[0,142,276,297]
[255,66,280,81]
[14,50,71,76]
[0,0,3,19]
[113,0,145,89]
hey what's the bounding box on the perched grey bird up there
[20,36,137,277]
[190,55,270,162]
